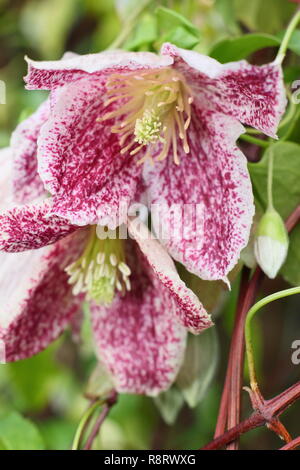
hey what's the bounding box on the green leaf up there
[124,13,157,50]
[153,6,200,51]
[210,33,280,63]
[281,224,300,286]
[39,419,77,451]
[158,25,200,50]
[284,65,300,84]
[155,6,200,37]
[249,142,300,285]
[154,387,184,425]
[176,329,218,408]
[124,6,200,51]
[0,411,45,450]
[7,343,61,411]
[277,29,300,56]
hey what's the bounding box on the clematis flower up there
[11,43,285,283]
[0,148,212,395]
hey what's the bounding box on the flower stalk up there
[108,0,153,50]
[212,204,300,450]
[245,287,300,390]
[254,151,289,279]
[72,398,106,450]
[275,7,300,65]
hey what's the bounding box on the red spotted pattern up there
[144,110,254,281]
[128,219,212,333]
[11,100,49,203]
[161,43,286,138]
[0,230,87,361]
[24,50,173,90]
[0,199,77,252]
[91,239,187,396]
[37,77,142,227]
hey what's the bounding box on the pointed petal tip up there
[128,218,213,335]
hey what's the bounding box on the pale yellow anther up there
[134,109,162,146]
[65,226,131,305]
[109,253,118,267]
[119,261,131,277]
[97,252,105,264]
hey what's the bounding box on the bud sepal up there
[254,209,289,279]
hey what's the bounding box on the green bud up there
[256,209,288,244]
[254,209,289,279]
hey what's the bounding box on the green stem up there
[245,287,300,388]
[245,127,261,135]
[71,399,105,450]
[239,134,270,148]
[267,150,274,211]
[275,8,300,65]
[281,106,300,142]
[108,0,153,50]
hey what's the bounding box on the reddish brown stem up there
[214,357,231,438]
[285,205,300,232]
[268,381,300,416]
[214,268,250,439]
[83,391,117,450]
[202,381,300,450]
[214,204,300,450]
[84,405,110,450]
[280,436,300,450]
[228,268,261,449]
[203,412,264,450]
[227,267,263,449]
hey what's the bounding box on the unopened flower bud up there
[254,209,289,279]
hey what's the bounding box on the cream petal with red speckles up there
[0,229,87,362]
[0,199,77,252]
[91,238,188,396]
[128,219,212,333]
[37,76,142,228]
[11,100,49,204]
[144,110,254,281]
[24,49,173,90]
[161,43,286,138]
[11,52,80,204]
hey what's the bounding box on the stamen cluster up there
[99,68,194,165]
[65,227,131,304]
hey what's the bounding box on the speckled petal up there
[128,219,212,333]
[11,100,49,204]
[11,53,81,204]
[0,199,77,252]
[91,238,187,396]
[0,230,87,362]
[144,109,254,281]
[162,43,286,138]
[25,50,173,90]
[37,76,142,227]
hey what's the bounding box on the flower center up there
[99,68,194,165]
[65,227,131,305]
